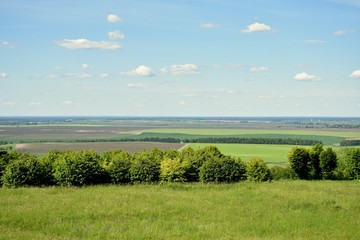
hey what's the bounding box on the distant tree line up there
[1,144,360,187]
[339,140,360,146]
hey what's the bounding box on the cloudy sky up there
[1,0,360,117]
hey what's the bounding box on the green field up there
[0,181,359,240]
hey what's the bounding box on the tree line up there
[0,144,359,187]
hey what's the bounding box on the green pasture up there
[0,181,359,240]
[189,143,293,164]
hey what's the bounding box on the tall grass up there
[0,181,359,239]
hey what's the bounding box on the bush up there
[270,166,296,180]
[103,150,132,184]
[2,154,51,187]
[320,147,338,179]
[345,148,360,180]
[288,147,311,179]
[0,150,21,186]
[53,150,109,186]
[130,151,161,183]
[246,158,271,182]
[199,156,246,183]
[160,158,190,183]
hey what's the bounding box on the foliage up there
[320,147,338,179]
[103,150,132,184]
[2,153,51,187]
[160,158,190,182]
[309,143,323,179]
[270,166,296,180]
[53,150,109,186]
[0,150,21,185]
[130,150,161,183]
[246,158,271,182]
[199,155,246,183]
[288,147,311,179]
[345,148,360,179]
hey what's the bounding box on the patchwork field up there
[0,181,359,240]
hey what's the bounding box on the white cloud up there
[0,101,16,106]
[350,69,360,78]
[169,64,199,75]
[250,66,269,72]
[100,73,110,78]
[28,102,42,106]
[108,30,125,40]
[0,72,8,78]
[179,100,186,105]
[82,64,89,69]
[334,29,357,36]
[127,83,146,88]
[56,39,121,50]
[127,65,155,77]
[65,72,92,78]
[242,22,272,33]
[62,100,73,105]
[1,41,14,48]
[200,23,220,29]
[304,40,326,44]
[294,72,321,81]
[107,14,122,23]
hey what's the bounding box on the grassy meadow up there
[0,181,359,240]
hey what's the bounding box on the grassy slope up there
[0,181,359,240]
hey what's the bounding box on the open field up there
[15,142,185,155]
[0,181,359,240]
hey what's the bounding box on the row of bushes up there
[1,145,359,187]
[0,147,275,187]
[288,144,360,180]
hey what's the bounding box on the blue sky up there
[1,0,360,117]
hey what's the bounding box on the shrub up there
[320,147,338,179]
[130,151,161,183]
[246,158,271,182]
[2,154,51,187]
[0,150,21,186]
[160,158,190,183]
[53,150,109,186]
[309,143,323,180]
[270,166,296,180]
[199,156,246,183]
[103,150,132,184]
[288,147,311,179]
[345,148,360,180]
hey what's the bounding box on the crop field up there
[0,181,359,240]
[15,142,185,154]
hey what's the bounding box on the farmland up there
[0,181,359,240]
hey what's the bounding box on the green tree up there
[2,154,51,187]
[288,147,311,179]
[130,150,161,183]
[309,143,323,179]
[320,147,337,179]
[0,150,21,185]
[103,150,132,184]
[246,157,271,182]
[345,148,360,180]
[160,157,190,182]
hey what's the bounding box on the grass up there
[0,181,359,239]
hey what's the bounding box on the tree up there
[345,148,360,180]
[309,143,323,179]
[103,150,132,184]
[288,147,311,179]
[246,158,271,182]
[160,158,190,183]
[130,150,161,183]
[320,147,337,179]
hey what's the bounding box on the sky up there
[1,0,360,117]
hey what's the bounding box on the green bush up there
[199,156,246,183]
[345,148,360,180]
[270,166,296,180]
[130,151,161,183]
[103,150,132,184]
[320,147,338,179]
[0,150,21,186]
[288,147,311,179]
[53,150,109,186]
[2,154,51,187]
[246,158,271,182]
[160,158,190,183]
